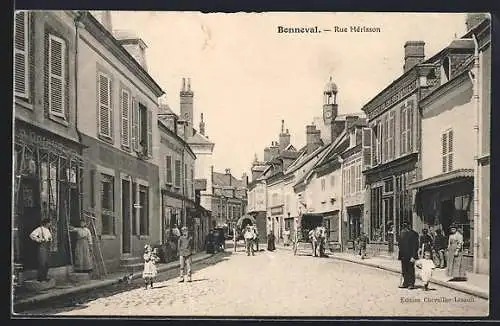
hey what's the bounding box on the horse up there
[309,226,327,257]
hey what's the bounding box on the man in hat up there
[177,226,193,282]
[398,221,419,289]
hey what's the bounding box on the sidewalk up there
[276,244,489,300]
[13,252,213,311]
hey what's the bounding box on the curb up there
[13,253,215,311]
[331,255,489,300]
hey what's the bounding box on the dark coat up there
[398,229,419,261]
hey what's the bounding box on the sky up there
[110,12,467,179]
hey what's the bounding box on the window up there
[355,164,362,193]
[174,159,181,188]
[165,155,173,184]
[184,163,188,195]
[139,185,149,235]
[442,129,454,173]
[383,116,388,161]
[120,88,131,148]
[321,178,326,191]
[101,174,115,235]
[400,102,414,155]
[48,34,66,118]
[370,186,383,241]
[388,111,395,160]
[134,103,153,157]
[350,165,355,194]
[441,57,451,83]
[98,72,112,138]
[14,11,29,98]
[371,125,378,166]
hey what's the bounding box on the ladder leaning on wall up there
[83,209,107,279]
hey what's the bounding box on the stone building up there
[77,11,164,273]
[13,11,87,285]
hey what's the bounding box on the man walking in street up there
[178,226,193,282]
[398,222,419,289]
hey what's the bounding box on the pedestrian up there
[252,226,259,252]
[244,226,255,256]
[178,226,193,282]
[419,228,433,258]
[69,219,93,273]
[283,228,291,246]
[416,250,436,291]
[206,230,215,254]
[398,221,419,289]
[446,225,467,281]
[387,223,394,254]
[267,231,276,251]
[142,245,159,289]
[433,229,447,269]
[357,232,369,259]
[29,218,53,282]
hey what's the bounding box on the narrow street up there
[22,245,488,317]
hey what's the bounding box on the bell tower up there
[323,76,338,125]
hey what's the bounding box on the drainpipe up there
[73,11,85,146]
[470,34,480,274]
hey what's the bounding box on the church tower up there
[180,77,194,138]
[322,76,339,144]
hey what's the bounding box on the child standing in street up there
[357,232,369,259]
[142,245,159,289]
[178,226,193,283]
[416,250,436,291]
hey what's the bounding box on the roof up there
[159,103,176,116]
[187,132,214,146]
[212,172,244,188]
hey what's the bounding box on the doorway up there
[121,179,131,254]
[347,206,362,241]
[19,177,41,270]
[440,199,455,237]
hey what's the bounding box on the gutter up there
[73,11,86,146]
[469,34,481,273]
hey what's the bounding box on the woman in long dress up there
[69,219,93,273]
[446,225,467,281]
[267,231,276,251]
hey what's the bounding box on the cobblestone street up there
[23,246,489,317]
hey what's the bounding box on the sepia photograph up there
[11,10,491,317]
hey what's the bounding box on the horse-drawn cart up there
[293,213,327,257]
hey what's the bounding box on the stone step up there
[68,272,91,283]
[23,279,56,292]
[120,262,144,273]
[120,256,143,265]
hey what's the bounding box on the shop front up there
[410,169,474,272]
[13,125,84,285]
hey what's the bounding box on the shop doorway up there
[440,199,455,237]
[121,179,131,254]
[19,177,41,270]
[347,206,362,241]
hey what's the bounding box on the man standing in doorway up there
[30,218,53,282]
[398,222,419,289]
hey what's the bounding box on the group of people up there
[398,222,467,291]
[240,225,277,256]
[142,225,194,288]
[30,218,94,282]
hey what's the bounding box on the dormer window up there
[441,56,451,83]
[349,130,356,148]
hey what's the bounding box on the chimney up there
[279,120,291,152]
[403,41,425,72]
[306,125,322,154]
[345,115,359,130]
[331,120,345,143]
[225,168,232,187]
[199,113,205,136]
[466,13,488,32]
[180,77,194,138]
[270,141,280,159]
[264,147,271,162]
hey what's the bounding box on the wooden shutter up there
[361,128,372,169]
[98,73,111,137]
[166,155,173,184]
[400,107,406,155]
[14,11,29,98]
[448,130,454,171]
[48,34,66,117]
[147,109,153,157]
[389,111,395,160]
[120,89,130,147]
[370,127,377,166]
[407,105,414,152]
[175,159,181,187]
[441,132,448,173]
[131,98,139,151]
[382,117,388,162]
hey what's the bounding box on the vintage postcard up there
[11,11,491,318]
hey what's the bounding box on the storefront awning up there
[408,169,473,190]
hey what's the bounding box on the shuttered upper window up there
[174,159,181,188]
[442,129,454,173]
[98,72,112,138]
[14,11,29,99]
[120,88,131,148]
[48,34,66,117]
[165,155,173,184]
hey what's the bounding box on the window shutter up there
[48,35,66,117]
[147,109,153,157]
[120,89,130,147]
[407,106,413,152]
[131,98,139,151]
[175,159,181,187]
[98,73,111,137]
[441,133,448,173]
[400,107,406,154]
[448,130,454,171]
[383,117,388,162]
[362,127,372,169]
[370,127,377,166]
[14,11,29,98]
[389,111,395,160]
[166,155,173,184]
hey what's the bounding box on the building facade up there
[77,12,164,272]
[13,11,86,283]
[211,168,248,230]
